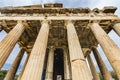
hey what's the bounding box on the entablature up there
[0,3,119,53]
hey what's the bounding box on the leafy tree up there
[111,71,119,80]
[0,70,18,80]
[0,70,7,80]
[98,72,103,80]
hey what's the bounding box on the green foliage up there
[0,70,7,80]
[0,70,119,80]
[111,71,119,80]
[14,75,18,80]
[0,70,18,80]
[98,72,103,80]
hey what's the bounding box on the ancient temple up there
[0,3,120,80]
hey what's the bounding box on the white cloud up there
[88,0,120,9]
[42,0,55,3]
[0,0,33,6]
[88,0,120,16]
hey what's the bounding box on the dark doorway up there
[53,48,64,80]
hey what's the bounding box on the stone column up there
[0,24,2,32]
[87,55,100,80]
[63,47,72,80]
[113,23,120,36]
[67,21,92,80]
[17,53,30,80]
[92,47,113,80]
[4,48,25,80]
[0,21,25,69]
[45,46,54,80]
[21,20,49,80]
[90,23,120,79]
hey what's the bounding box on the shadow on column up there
[53,48,64,80]
[42,48,49,80]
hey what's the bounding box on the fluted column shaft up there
[113,23,120,36]
[64,47,71,80]
[90,23,120,79]
[17,54,30,80]
[87,55,100,80]
[4,48,25,80]
[0,22,24,69]
[67,21,92,80]
[92,47,113,80]
[45,47,54,80]
[21,20,49,80]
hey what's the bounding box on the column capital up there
[48,46,55,50]
[66,20,75,24]
[91,22,100,26]
[82,48,91,57]
[64,20,75,28]
[92,20,100,24]
[19,46,26,49]
[91,46,98,49]
[17,20,23,24]
[113,22,120,26]
[62,46,68,50]
[67,20,73,23]
[41,20,49,24]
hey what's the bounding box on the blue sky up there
[0,0,120,73]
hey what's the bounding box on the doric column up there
[4,48,25,80]
[90,23,120,79]
[87,55,100,80]
[113,23,120,36]
[67,21,92,80]
[92,47,113,80]
[17,53,30,80]
[0,24,2,32]
[0,21,25,69]
[45,46,54,80]
[21,20,49,80]
[63,47,72,80]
